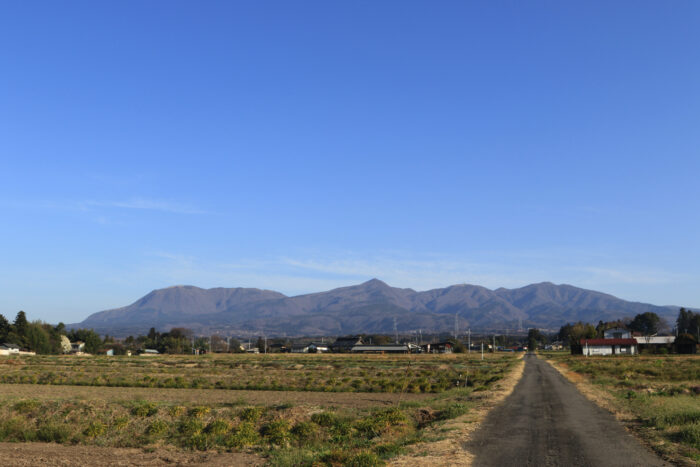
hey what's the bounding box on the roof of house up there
[351,345,409,352]
[2,343,20,349]
[580,338,638,346]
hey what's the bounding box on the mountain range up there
[73,279,682,337]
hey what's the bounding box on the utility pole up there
[454,313,458,341]
[481,342,484,360]
[493,335,496,353]
[393,317,398,344]
[468,328,471,354]
[264,335,267,354]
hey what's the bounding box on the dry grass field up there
[0,352,520,466]
[542,352,700,465]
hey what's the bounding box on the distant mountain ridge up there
[74,280,681,337]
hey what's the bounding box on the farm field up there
[0,353,502,393]
[542,352,700,465]
[0,352,520,466]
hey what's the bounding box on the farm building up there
[580,338,638,356]
[351,344,410,354]
[421,342,453,354]
[140,349,159,356]
[0,343,20,355]
[70,341,86,353]
[331,336,363,352]
[634,335,675,353]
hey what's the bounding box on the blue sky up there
[1,1,698,323]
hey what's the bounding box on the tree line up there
[557,308,700,347]
[0,311,102,354]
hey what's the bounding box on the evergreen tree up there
[0,314,10,342]
[676,308,695,334]
[13,310,28,337]
[26,323,52,354]
[629,312,661,336]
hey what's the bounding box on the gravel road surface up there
[467,353,668,467]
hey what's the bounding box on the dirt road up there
[467,354,668,467]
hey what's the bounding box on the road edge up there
[542,355,691,467]
[389,353,526,467]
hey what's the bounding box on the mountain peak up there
[361,278,388,287]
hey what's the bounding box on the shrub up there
[291,421,317,441]
[224,422,259,448]
[185,433,212,451]
[168,405,186,417]
[178,417,204,436]
[374,407,408,425]
[0,417,35,442]
[205,419,231,435]
[188,406,211,418]
[83,422,106,438]
[131,402,158,417]
[261,419,291,446]
[13,399,40,414]
[37,423,71,443]
[112,415,129,429]
[436,403,469,421]
[240,406,264,422]
[310,411,336,427]
[147,420,169,437]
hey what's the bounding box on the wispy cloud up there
[0,198,212,215]
[84,198,212,215]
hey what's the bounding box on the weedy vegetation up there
[0,353,518,465]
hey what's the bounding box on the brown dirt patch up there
[0,384,428,409]
[389,354,526,467]
[0,443,263,466]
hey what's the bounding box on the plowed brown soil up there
[0,383,428,408]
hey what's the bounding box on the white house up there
[1,344,20,355]
[581,338,637,356]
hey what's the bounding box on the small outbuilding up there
[421,342,454,354]
[1,343,20,355]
